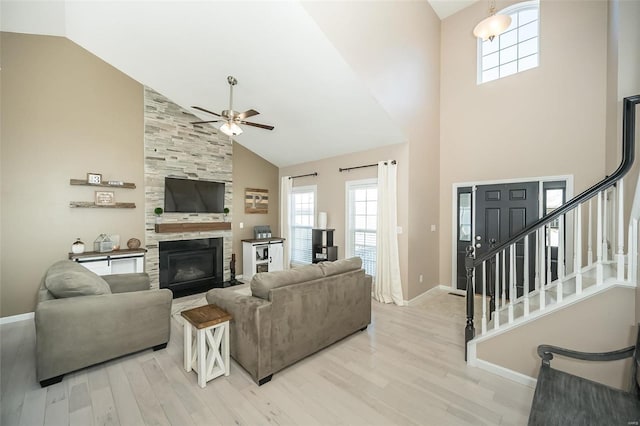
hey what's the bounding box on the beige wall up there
[440,0,609,287]
[232,142,280,277]
[303,1,441,298]
[605,0,640,322]
[1,32,145,317]
[476,286,636,390]
[280,143,410,299]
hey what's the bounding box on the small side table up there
[181,304,232,388]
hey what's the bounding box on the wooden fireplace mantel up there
[154,222,231,233]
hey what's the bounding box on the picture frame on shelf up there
[87,172,102,184]
[95,191,115,206]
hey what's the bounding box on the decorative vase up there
[318,212,327,229]
[71,238,85,254]
[127,238,141,249]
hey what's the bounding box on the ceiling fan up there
[191,76,275,136]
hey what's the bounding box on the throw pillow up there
[45,260,112,298]
[318,257,363,277]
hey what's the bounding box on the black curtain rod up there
[339,160,396,172]
[289,172,318,179]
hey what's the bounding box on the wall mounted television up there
[164,177,225,213]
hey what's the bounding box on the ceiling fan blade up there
[191,120,221,125]
[191,106,222,117]
[237,109,260,120]
[241,120,275,131]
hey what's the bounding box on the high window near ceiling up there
[346,179,377,276]
[478,1,539,84]
[290,185,316,265]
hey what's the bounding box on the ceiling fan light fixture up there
[473,1,512,41]
[220,121,243,136]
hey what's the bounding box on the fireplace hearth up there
[159,238,223,298]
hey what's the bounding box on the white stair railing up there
[462,95,639,361]
[472,185,631,341]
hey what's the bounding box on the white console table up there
[68,248,146,276]
[242,238,284,281]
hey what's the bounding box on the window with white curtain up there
[290,185,316,264]
[477,1,540,84]
[346,179,377,276]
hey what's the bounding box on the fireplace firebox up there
[159,238,223,298]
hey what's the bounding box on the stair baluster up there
[524,234,530,316]
[597,191,604,283]
[575,204,583,294]
[481,261,487,334]
[617,178,625,281]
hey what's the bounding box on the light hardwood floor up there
[1,288,534,425]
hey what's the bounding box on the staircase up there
[464,95,640,379]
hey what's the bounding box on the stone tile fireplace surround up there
[144,87,233,290]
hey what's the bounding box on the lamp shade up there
[220,122,243,136]
[473,14,512,41]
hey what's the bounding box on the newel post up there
[464,245,476,361]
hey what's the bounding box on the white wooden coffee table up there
[181,304,232,388]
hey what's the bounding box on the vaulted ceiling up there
[1,0,475,167]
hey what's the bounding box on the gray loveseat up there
[206,257,372,385]
[36,260,172,387]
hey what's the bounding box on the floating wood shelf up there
[155,222,231,233]
[70,202,136,209]
[70,179,136,189]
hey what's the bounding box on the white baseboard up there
[0,312,34,325]
[467,345,537,388]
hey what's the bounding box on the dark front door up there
[457,181,539,297]
[474,182,539,298]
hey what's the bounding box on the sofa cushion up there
[232,283,252,296]
[251,264,324,300]
[318,257,363,277]
[44,260,112,298]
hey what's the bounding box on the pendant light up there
[473,0,512,42]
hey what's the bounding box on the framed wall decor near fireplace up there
[245,188,269,214]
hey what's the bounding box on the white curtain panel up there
[373,161,404,305]
[280,176,292,270]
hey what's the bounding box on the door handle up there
[476,243,482,248]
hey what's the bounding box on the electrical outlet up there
[430,224,436,232]
[239,222,244,229]
[419,274,423,283]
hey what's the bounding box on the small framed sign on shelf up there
[95,191,115,206]
[87,173,102,184]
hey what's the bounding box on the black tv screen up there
[164,177,225,213]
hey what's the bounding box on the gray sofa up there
[206,257,372,385]
[36,260,172,387]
